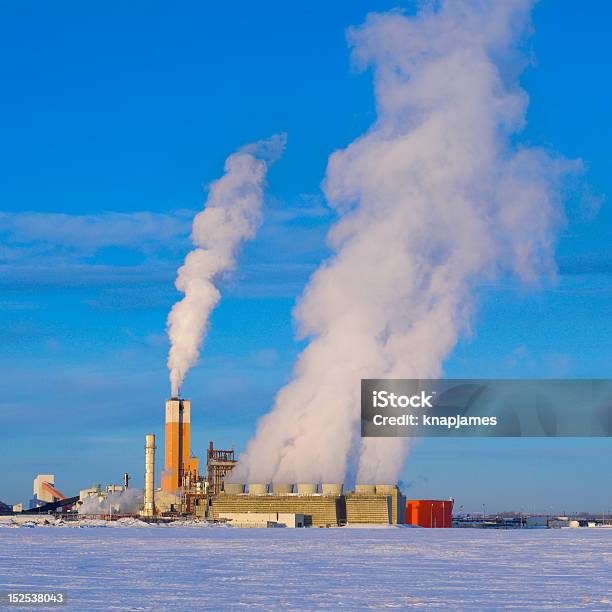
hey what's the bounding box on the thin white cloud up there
[0,210,193,251]
[0,202,332,297]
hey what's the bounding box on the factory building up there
[146,398,410,527]
[209,483,405,526]
[161,398,199,493]
[405,499,453,528]
[29,474,66,509]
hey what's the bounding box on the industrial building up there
[405,499,454,528]
[12,475,79,515]
[134,397,411,526]
[7,403,606,528]
[119,398,415,525]
[145,397,238,515]
[208,483,406,527]
[30,474,67,509]
[3,397,444,526]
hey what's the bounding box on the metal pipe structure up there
[143,434,156,517]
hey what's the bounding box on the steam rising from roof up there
[232,1,577,485]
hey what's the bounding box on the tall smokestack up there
[161,398,199,492]
[143,434,156,518]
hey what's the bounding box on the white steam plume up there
[78,489,143,515]
[167,135,286,396]
[233,1,577,485]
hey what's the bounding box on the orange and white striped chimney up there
[161,398,199,492]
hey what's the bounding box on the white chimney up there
[143,434,156,517]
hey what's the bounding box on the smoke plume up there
[78,489,143,515]
[233,1,577,485]
[167,135,286,396]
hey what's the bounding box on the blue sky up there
[0,1,610,512]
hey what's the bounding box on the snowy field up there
[0,522,610,610]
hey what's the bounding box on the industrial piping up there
[143,434,156,517]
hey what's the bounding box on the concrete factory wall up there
[211,495,342,527]
[345,494,391,524]
[345,487,406,525]
[211,490,406,526]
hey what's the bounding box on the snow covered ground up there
[0,522,610,610]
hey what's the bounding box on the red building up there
[405,499,453,528]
